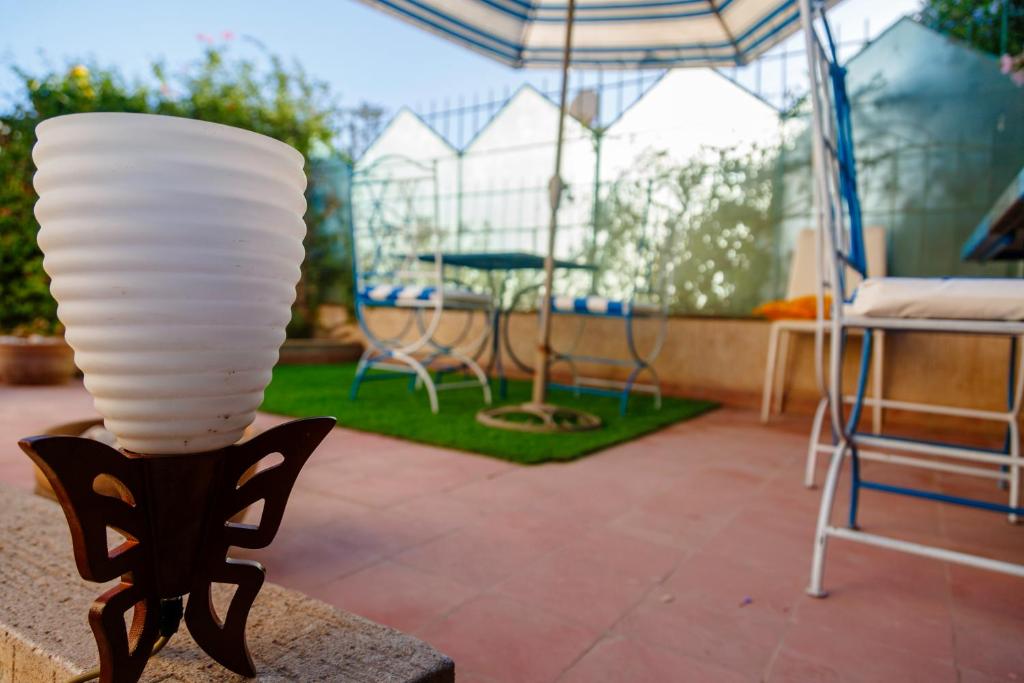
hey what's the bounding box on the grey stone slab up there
[0,484,453,682]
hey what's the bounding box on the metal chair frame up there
[799,0,1024,597]
[348,154,492,413]
[544,178,671,415]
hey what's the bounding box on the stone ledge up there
[0,484,454,682]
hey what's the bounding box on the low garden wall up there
[328,305,1017,439]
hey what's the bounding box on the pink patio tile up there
[301,460,483,508]
[0,382,96,430]
[311,505,459,558]
[938,504,1024,563]
[696,513,814,576]
[638,468,768,519]
[472,507,597,550]
[452,672,503,683]
[520,465,673,523]
[554,527,683,583]
[950,607,1024,680]
[816,542,950,600]
[395,522,568,589]
[238,534,381,598]
[662,551,807,621]
[948,564,1024,619]
[494,550,652,633]
[278,487,372,534]
[419,594,597,683]
[792,590,954,661]
[957,669,1024,683]
[526,481,641,523]
[745,483,823,518]
[791,546,953,660]
[559,636,748,683]
[317,560,476,634]
[447,470,559,514]
[410,446,516,478]
[609,504,733,551]
[390,492,488,534]
[849,489,944,541]
[581,442,713,481]
[616,589,788,678]
[0,459,34,490]
[777,617,958,683]
[766,649,843,682]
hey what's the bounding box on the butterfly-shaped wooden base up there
[20,416,336,683]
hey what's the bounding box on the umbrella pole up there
[476,0,600,432]
[530,0,575,407]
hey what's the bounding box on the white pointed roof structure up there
[359,108,457,167]
[460,86,597,254]
[601,69,781,180]
[357,109,460,239]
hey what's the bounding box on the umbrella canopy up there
[357,0,828,70]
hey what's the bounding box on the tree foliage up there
[918,0,1024,56]
[1,42,376,336]
[592,146,779,315]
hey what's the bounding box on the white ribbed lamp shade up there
[33,113,307,454]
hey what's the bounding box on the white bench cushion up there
[848,278,1024,321]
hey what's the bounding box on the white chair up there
[761,226,887,432]
[800,0,1024,597]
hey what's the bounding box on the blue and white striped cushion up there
[359,284,489,308]
[550,295,659,318]
[361,284,434,303]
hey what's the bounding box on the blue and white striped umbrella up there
[357,0,827,69]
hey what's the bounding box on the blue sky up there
[1,0,921,116]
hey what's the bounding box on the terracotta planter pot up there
[0,337,76,385]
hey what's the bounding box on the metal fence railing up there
[319,17,1024,319]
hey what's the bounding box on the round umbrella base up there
[475,402,602,433]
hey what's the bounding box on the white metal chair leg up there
[447,347,493,406]
[1007,336,1024,524]
[390,349,439,414]
[761,323,780,423]
[805,396,829,488]
[871,330,885,434]
[808,440,847,598]
[650,366,663,410]
[353,348,372,378]
[773,328,791,415]
[1009,419,1020,525]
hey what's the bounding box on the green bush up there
[918,0,1024,57]
[0,43,361,337]
[592,145,779,315]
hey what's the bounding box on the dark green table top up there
[418,251,596,271]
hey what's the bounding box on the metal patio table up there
[418,251,595,397]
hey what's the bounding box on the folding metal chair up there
[348,155,492,413]
[799,0,1024,596]
[546,178,671,415]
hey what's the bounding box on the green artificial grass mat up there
[262,363,718,464]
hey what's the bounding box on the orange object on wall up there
[753,295,831,320]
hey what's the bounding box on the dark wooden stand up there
[19,416,336,683]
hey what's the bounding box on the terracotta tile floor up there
[3,382,1023,682]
